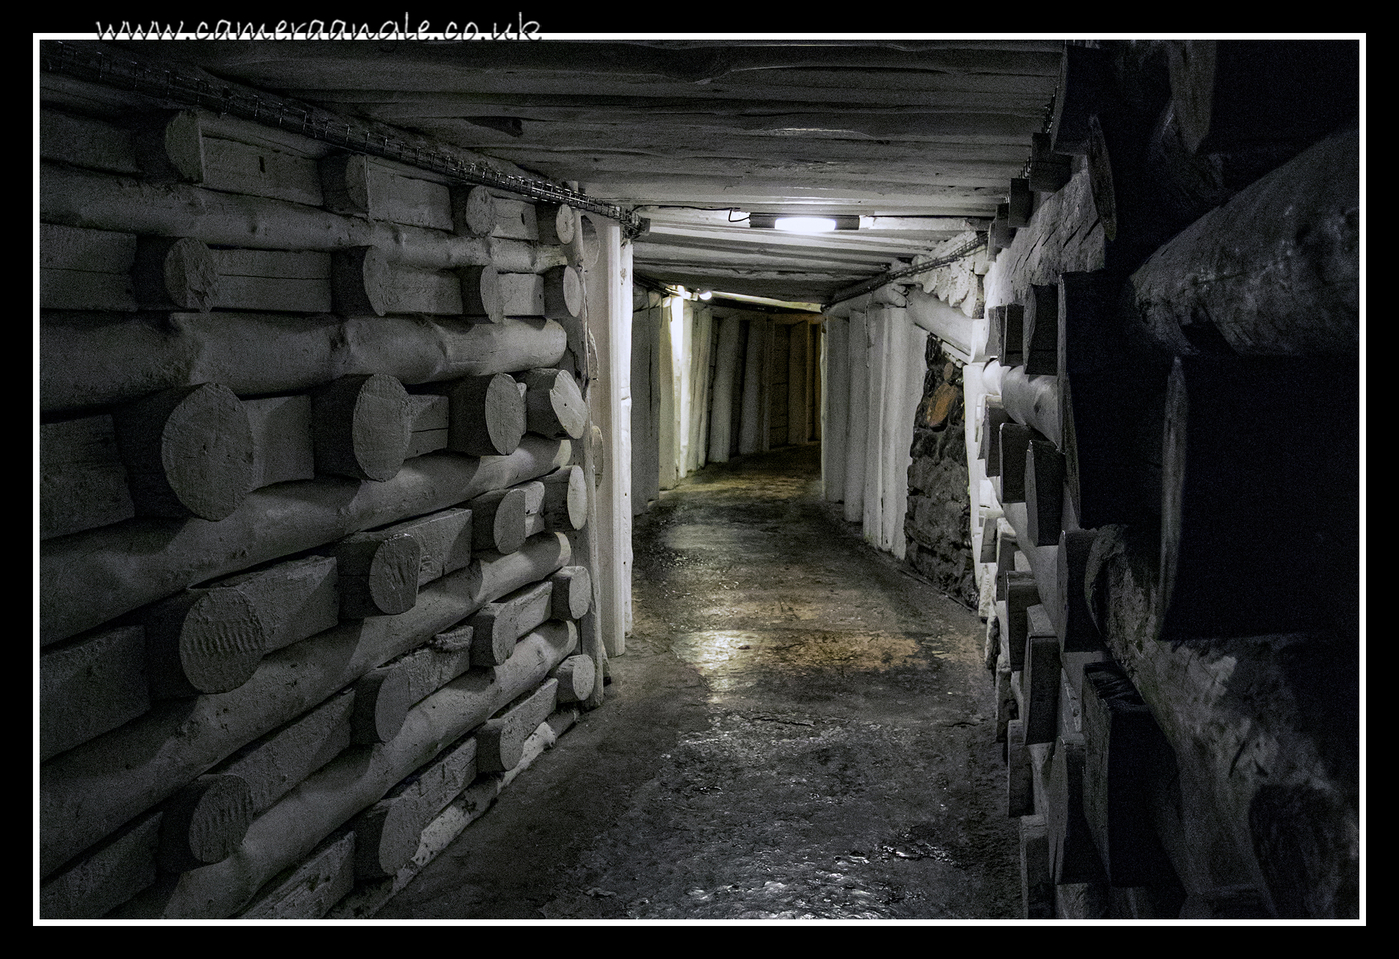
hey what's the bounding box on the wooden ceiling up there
[105,38,1068,305]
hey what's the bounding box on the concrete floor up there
[376,443,1020,922]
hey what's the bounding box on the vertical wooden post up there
[843,309,869,523]
[687,305,714,474]
[630,291,660,514]
[708,315,743,464]
[863,305,888,544]
[657,296,679,490]
[822,315,849,503]
[582,215,630,659]
[738,316,767,456]
[897,322,929,560]
[880,307,908,553]
[787,319,810,446]
[810,322,821,444]
[760,320,776,451]
[675,298,692,477]
[963,360,991,595]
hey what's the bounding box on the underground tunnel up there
[37,35,1361,923]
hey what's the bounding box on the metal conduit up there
[39,39,649,238]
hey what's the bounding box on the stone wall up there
[902,339,977,608]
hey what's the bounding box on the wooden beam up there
[1045,735,1107,885]
[469,486,530,556]
[213,554,340,653]
[41,310,567,415]
[522,367,588,440]
[39,415,135,540]
[238,830,356,920]
[318,152,454,230]
[1164,40,1359,156]
[156,774,255,874]
[1024,437,1065,548]
[40,624,150,762]
[469,581,554,667]
[477,679,560,774]
[1080,662,1178,887]
[1126,129,1359,359]
[244,395,315,490]
[551,655,596,705]
[353,736,478,879]
[215,690,355,815]
[352,631,480,746]
[334,530,421,619]
[40,223,137,311]
[582,215,632,659]
[331,247,463,317]
[40,812,161,919]
[1158,356,1359,639]
[1022,606,1061,746]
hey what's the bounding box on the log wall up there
[968,41,1359,919]
[40,82,610,919]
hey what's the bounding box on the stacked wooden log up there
[40,85,603,919]
[971,40,1359,919]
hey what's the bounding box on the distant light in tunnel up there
[773,216,839,234]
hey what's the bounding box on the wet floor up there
[376,443,1020,922]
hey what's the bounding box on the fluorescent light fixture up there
[775,216,837,234]
[748,213,860,232]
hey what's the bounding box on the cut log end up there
[524,367,588,440]
[454,185,497,237]
[470,611,518,667]
[542,265,584,320]
[539,203,577,246]
[144,587,271,697]
[443,373,526,457]
[330,246,394,317]
[550,566,592,620]
[552,654,596,704]
[157,774,255,874]
[336,532,422,618]
[474,486,529,555]
[351,668,414,744]
[133,236,219,312]
[312,373,411,482]
[114,382,255,522]
[543,465,589,531]
[459,264,504,323]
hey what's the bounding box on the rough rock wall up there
[902,339,977,608]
